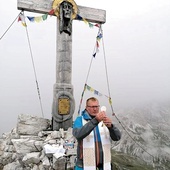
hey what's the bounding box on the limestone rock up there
[11,139,40,154]
[3,161,23,170]
[0,114,77,170]
[53,157,67,170]
[17,114,50,135]
[22,152,41,165]
[42,156,51,169]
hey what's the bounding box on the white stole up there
[82,118,111,170]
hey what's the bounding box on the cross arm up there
[17,0,106,23]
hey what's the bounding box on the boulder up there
[17,114,50,135]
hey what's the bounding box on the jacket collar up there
[81,109,92,120]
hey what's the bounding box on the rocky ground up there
[0,114,76,170]
[1,101,170,170]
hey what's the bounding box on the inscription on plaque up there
[58,98,70,115]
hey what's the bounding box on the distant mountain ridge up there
[112,101,170,169]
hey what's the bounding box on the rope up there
[0,12,21,40]
[0,11,44,118]
[100,25,156,165]
[22,11,44,118]
[100,26,116,116]
[77,84,86,115]
[77,24,157,166]
[77,26,102,115]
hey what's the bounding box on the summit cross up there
[17,0,106,130]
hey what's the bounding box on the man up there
[73,97,121,170]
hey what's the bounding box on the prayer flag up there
[76,14,83,20]
[97,33,102,40]
[94,24,100,28]
[34,16,42,22]
[27,16,34,22]
[48,9,55,15]
[96,41,99,48]
[94,90,99,95]
[93,53,96,58]
[42,14,48,20]
[88,22,94,28]
[83,18,88,24]
[18,13,27,27]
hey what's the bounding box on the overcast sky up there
[0,0,170,135]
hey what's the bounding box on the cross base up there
[52,83,75,131]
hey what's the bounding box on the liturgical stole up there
[82,118,111,170]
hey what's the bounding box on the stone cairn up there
[0,114,77,170]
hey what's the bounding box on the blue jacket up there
[72,110,121,169]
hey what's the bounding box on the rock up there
[17,114,50,135]
[11,139,40,154]
[42,156,51,169]
[0,152,13,165]
[22,152,41,165]
[53,157,67,170]
[3,161,23,170]
[0,114,76,170]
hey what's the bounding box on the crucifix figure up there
[59,1,73,35]
[17,0,106,131]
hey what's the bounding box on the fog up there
[0,0,170,136]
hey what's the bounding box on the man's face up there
[86,100,100,117]
[62,1,72,18]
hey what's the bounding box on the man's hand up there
[95,111,106,122]
[103,116,112,128]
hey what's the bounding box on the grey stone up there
[17,114,50,135]
[0,114,76,170]
[3,161,23,170]
[22,152,41,164]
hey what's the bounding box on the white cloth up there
[44,144,65,159]
[82,118,111,170]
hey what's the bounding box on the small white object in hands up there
[101,106,107,112]
[101,106,107,126]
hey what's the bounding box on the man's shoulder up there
[73,116,83,128]
[75,116,82,121]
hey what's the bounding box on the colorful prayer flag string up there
[18,10,103,58]
[18,10,101,29]
[93,28,103,57]
[76,14,101,29]
[85,84,113,109]
[18,10,53,25]
[85,84,109,98]
[26,14,48,23]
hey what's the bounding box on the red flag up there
[94,24,100,28]
[48,9,55,15]
[18,16,22,22]
[18,13,27,27]
[96,41,99,48]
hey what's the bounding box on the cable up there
[77,27,101,115]
[78,24,158,166]
[22,11,44,118]
[0,12,21,40]
[100,25,156,164]
[100,26,116,116]
[0,11,44,118]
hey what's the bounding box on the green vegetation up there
[111,150,154,170]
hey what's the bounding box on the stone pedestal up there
[52,83,75,131]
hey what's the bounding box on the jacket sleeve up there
[108,124,121,141]
[73,116,99,141]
